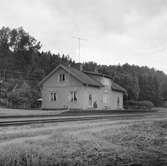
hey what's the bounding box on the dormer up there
[101,77,111,87]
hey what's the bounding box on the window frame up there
[103,94,108,104]
[70,91,78,103]
[88,94,93,106]
[59,73,66,82]
[50,91,57,102]
[117,96,120,106]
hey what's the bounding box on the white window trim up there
[70,91,78,103]
[117,96,120,106]
[88,94,93,107]
[103,94,108,104]
[59,73,66,82]
[49,91,57,102]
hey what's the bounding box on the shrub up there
[125,100,154,110]
[0,79,40,109]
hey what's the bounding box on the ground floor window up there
[50,92,56,101]
[103,94,108,104]
[117,96,120,106]
[89,94,92,106]
[70,91,77,102]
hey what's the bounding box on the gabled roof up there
[39,64,103,87]
[69,67,103,87]
[84,71,113,79]
[39,64,127,94]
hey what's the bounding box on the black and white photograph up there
[0,0,167,165]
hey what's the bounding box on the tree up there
[0,27,11,50]
[160,81,167,99]
[113,73,140,100]
[139,75,161,106]
[1,26,167,108]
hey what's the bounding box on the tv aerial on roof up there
[72,36,87,63]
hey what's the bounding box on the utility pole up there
[73,37,87,63]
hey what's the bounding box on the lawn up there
[0,108,65,117]
[0,119,166,166]
[0,107,157,118]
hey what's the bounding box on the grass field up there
[0,118,166,166]
[0,108,65,117]
[0,107,157,117]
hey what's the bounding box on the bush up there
[0,79,40,109]
[125,100,154,110]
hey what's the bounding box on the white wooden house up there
[39,64,127,110]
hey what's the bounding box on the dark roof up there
[39,64,103,87]
[112,82,127,93]
[84,71,127,93]
[69,67,103,87]
[39,64,127,93]
[83,71,113,79]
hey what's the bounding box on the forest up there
[0,26,167,108]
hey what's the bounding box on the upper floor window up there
[50,92,56,101]
[89,94,92,106]
[59,73,66,82]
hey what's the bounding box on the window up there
[103,94,108,104]
[89,94,92,106]
[50,92,56,101]
[70,91,77,102]
[117,96,120,106]
[59,73,66,82]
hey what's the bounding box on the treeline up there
[0,26,167,108]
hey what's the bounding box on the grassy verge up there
[0,107,158,119]
[59,108,157,116]
[0,119,166,166]
[0,108,65,117]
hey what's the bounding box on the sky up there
[1,0,167,73]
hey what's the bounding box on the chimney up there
[72,63,83,71]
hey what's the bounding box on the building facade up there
[39,64,127,110]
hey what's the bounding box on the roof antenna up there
[73,36,87,63]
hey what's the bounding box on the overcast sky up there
[1,0,167,73]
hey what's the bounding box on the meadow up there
[0,108,65,117]
[0,118,166,166]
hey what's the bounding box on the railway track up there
[0,113,156,127]
[0,110,166,127]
